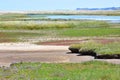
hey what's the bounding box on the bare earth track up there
[0,39,120,67]
[0,43,95,67]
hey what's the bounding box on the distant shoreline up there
[0,10,120,15]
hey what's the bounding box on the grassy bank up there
[0,61,119,80]
[69,41,120,55]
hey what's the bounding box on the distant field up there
[0,13,27,21]
[0,31,44,43]
[0,20,116,30]
[0,10,120,21]
[0,20,119,43]
[1,10,120,15]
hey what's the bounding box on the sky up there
[0,0,120,11]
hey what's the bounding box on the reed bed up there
[0,21,110,30]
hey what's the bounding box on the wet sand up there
[0,43,119,67]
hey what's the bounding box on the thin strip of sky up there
[0,0,120,11]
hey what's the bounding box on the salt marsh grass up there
[0,21,119,43]
[0,20,110,30]
[0,61,119,80]
[61,28,120,37]
[69,41,120,55]
[0,21,75,30]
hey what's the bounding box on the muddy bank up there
[0,42,119,67]
[40,38,120,46]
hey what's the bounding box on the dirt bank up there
[0,42,119,67]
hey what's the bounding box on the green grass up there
[96,42,120,54]
[1,27,119,43]
[0,21,119,43]
[69,41,120,55]
[0,32,44,37]
[73,21,110,28]
[0,61,119,80]
[0,28,120,43]
[61,28,120,37]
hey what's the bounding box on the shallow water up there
[28,14,120,22]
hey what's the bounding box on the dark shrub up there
[79,49,97,57]
[68,47,79,53]
[96,54,120,59]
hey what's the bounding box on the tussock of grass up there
[96,42,120,54]
[0,61,119,80]
[69,41,120,55]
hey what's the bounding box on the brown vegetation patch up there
[95,38,120,44]
[0,32,6,37]
[39,38,120,46]
[40,40,85,45]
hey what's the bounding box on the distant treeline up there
[76,7,120,10]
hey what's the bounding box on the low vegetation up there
[0,20,119,43]
[0,61,120,80]
[0,12,120,80]
[0,20,111,30]
[69,41,120,55]
[0,13,27,21]
[0,21,119,37]
[61,28,120,37]
[0,21,75,30]
[26,10,120,16]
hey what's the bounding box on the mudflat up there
[0,43,119,67]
